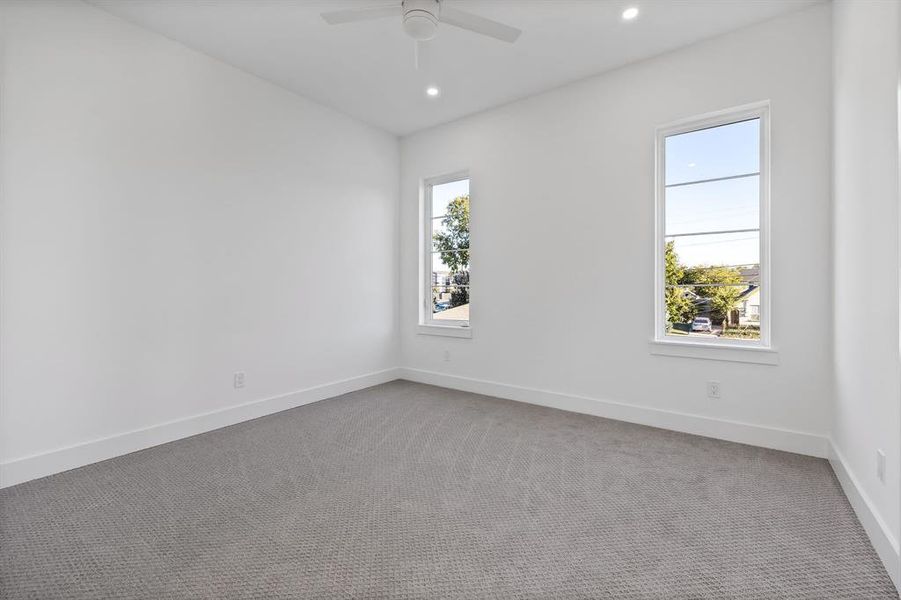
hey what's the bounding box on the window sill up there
[417,324,472,339]
[649,339,778,365]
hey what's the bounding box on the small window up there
[656,104,770,347]
[422,173,470,331]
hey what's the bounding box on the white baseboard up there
[829,441,901,590]
[0,368,401,489]
[398,368,830,458]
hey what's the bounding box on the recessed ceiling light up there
[426,86,440,97]
[622,7,639,20]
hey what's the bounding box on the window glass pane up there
[431,179,469,216]
[665,119,759,186]
[665,176,759,236]
[667,230,758,269]
[662,115,763,343]
[432,252,469,320]
[431,188,469,256]
[664,284,760,340]
[431,218,447,252]
[426,176,470,325]
[431,286,470,321]
[432,251,470,273]
[431,269,470,288]
[431,217,469,252]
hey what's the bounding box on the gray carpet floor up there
[0,380,896,599]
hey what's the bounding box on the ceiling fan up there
[321,0,522,59]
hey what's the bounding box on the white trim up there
[421,170,471,329]
[397,368,827,457]
[654,101,772,352]
[649,339,779,365]
[829,440,901,591]
[0,368,401,489]
[417,323,472,338]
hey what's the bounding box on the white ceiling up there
[89,0,821,136]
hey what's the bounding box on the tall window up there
[656,104,770,346]
[423,173,470,330]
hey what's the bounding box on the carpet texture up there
[0,380,896,599]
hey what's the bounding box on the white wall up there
[400,6,833,449]
[832,0,901,575]
[0,0,399,484]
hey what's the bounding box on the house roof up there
[738,285,760,301]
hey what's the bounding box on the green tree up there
[664,241,697,326]
[433,195,469,271]
[682,265,743,323]
[433,195,470,307]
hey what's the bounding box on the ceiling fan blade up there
[321,5,400,25]
[440,7,521,43]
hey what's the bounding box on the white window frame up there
[651,102,777,365]
[418,170,472,338]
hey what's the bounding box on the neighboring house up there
[738,265,759,285]
[735,285,760,326]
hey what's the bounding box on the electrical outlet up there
[707,380,721,399]
[234,371,245,389]
[877,449,886,483]
[443,349,451,362]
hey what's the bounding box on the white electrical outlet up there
[234,371,245,389]
[877,449,886,483]
[707,381,721,399]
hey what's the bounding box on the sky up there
[665,118,761,268]
[432,179,469,217]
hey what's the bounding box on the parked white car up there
[691,317,713,332]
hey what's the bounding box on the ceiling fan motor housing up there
[402,0,440,41]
